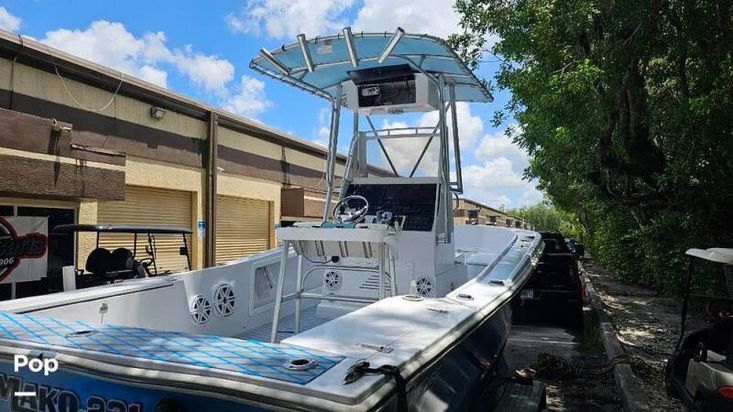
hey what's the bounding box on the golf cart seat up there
[85,247,111,277]
[111,248,134,272]
[110,247,146,279]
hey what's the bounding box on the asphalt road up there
[504,306,622,411]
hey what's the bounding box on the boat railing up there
[362,126,439,140]
[270,243,397,342]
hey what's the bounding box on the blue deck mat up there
[0,312,343,385]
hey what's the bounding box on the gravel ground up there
[582,258,708,412]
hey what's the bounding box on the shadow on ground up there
[505,298,622,411]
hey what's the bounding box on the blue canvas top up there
[0,312,342,385]
[250,28,491,104]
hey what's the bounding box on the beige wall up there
[6,61,207,140]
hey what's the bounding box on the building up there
[453,198,531,229]
[0,29,377,297]
[453,198,509,226]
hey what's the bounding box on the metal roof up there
[250,28,492,104]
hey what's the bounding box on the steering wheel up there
[137,257,155,277]
[331,195,369,223]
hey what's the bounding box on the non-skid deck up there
[0,311,343,384]
[236,305,332,342]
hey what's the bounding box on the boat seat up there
[85,247,111,277]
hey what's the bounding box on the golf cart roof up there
[249,27,492,104]
[53,224,192,235]
[686,248,733,265]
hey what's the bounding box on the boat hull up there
[0,298,513,412]
[0,227,540,412]
[379,302,513,411]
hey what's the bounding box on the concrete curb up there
[579,260,651,412]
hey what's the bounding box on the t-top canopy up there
[686,248,733,265]
[249,27,492,105]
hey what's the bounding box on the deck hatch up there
[0,312,343,385]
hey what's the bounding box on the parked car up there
[665,248,733,411]
[513,232,584,326]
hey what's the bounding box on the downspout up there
[8,35,22,110]
[205,111,218,267]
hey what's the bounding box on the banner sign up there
[0,217,48,283]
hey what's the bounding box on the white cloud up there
[352,0,460,38]
[226,0,462,39]
[474,128,528,162]
[42,22,171,87]
[310,107,332,147]
[169,46,235,96]
[376,120,440,176]
[226,0,356,39]
[518,186,544,207]
[39,20,270,119]
[462,158,526,209]
[0,7,21,32]
[419,102,483,150]
[41,21,234,93]
[464,157,525,189]
[222,75,273,118]
[461,125,544,208]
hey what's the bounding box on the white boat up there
[0,28,542,411]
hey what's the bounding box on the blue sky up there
[0,0,543,209]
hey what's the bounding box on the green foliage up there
[508,203,580,237]
[451,0,733,293]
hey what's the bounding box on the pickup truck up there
[513,232,584,326]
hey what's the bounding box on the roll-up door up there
[216,195,271,264]
[97,186,192,273]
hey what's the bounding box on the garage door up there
[216,195,271,264]
[97,186,192,273]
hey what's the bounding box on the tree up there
[508,202,578,236]
[450,0,733,292]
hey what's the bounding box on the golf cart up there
[665,248,733,410]
[52,224,192,288]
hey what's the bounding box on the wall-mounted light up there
[50,118,72,133]
[150,106,166,119]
